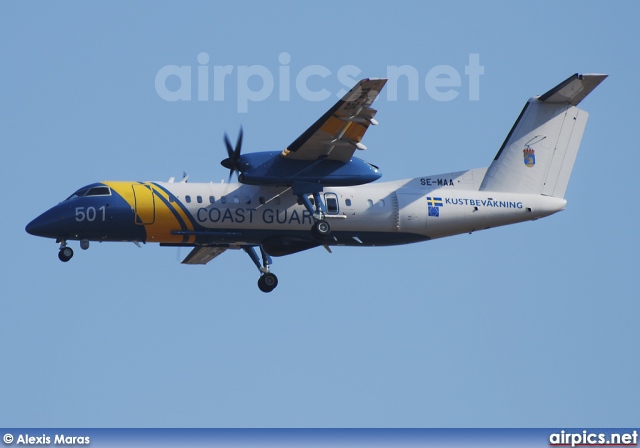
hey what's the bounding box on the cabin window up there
[259,197,266,205]
[345,198,352,207]
[197,196,203,203]
[209,196,215,204]
[233,196,240,204]
[245,196,251,204]
[221,197,227,204]
[367,199,374,207]
[185,195,192,203]
[379,199,385,207]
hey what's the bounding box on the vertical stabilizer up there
[480,73,606,198]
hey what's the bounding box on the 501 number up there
[75,206,106,222]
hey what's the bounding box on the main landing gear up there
[311,220,331,239]
[298,192,332,239]
[58,240,74,262]
[244,246,278,293]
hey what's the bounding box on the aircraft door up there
[324,193,339,215]
[132,184,156,225]
[339,193,357,218]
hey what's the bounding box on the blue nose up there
[25,207,66,238]
[25,215,51,237]
[25,218,39,236]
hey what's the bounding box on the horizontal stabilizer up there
[538,73,607,106]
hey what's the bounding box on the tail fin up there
[480,73,607,198]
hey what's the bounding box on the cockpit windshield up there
[65,186,112,201]
[86,186,111,196]
[65,189,89,201]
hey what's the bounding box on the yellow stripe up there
[103,181,136,209]
[147,184,194,231]
[103,181,194,244]
[343,122,367,142]
[146,183,196,244]
[320,115,346,135]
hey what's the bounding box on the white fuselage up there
[155,167,567,247]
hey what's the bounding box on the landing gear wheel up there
[258,273,278,293]
[58,247,74,262]
[311,220,331,239]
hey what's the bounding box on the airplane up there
[26,73,606,292]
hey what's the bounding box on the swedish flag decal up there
[427,196,443,217]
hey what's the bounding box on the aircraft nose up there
[25,214,49,237]
[25,207,67,238]
[25,218,37,235]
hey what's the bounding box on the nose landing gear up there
[257,272,278,293]
[57,240,74,262]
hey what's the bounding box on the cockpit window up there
[85,186,111,197]
[65,189,89,201]
[65,186,111,201]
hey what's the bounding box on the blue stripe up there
[150,182,200,229]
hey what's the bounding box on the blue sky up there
[1,1,638,428]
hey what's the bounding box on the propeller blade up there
[234,126,243,160]
[224,133,234,159]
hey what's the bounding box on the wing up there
[181,246,227,265]
[281,78,387,163]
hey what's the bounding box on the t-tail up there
[480,73,607,198]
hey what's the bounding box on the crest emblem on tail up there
[523,146,535,168]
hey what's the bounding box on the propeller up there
[220,127,244,181]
